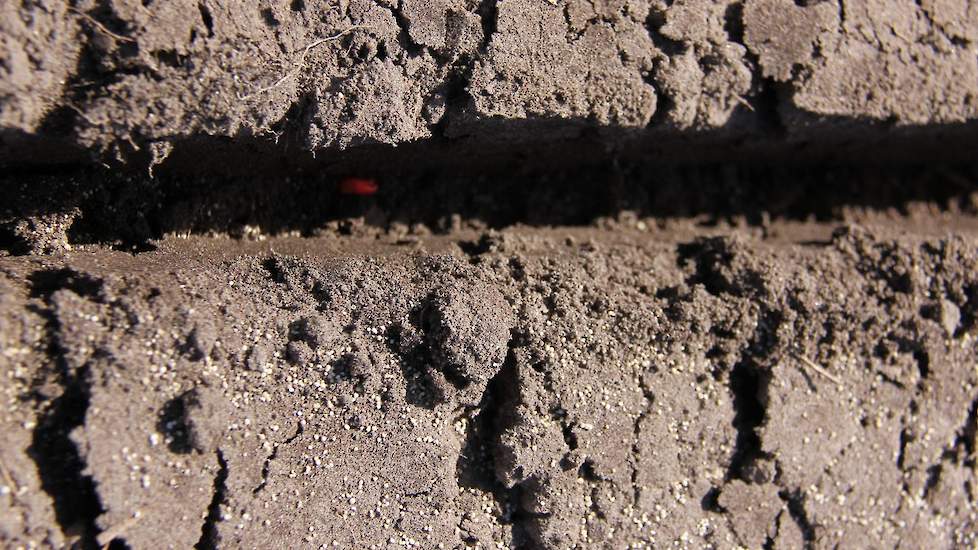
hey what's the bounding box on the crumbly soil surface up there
[2,189,978,548]
[3,0,978,168]
[3,1,978,548]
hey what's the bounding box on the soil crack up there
[195,450,229,550]
[384,0,426,58]
[762,509,783,550]
[26,268,108,547]
[778,488,816,548]
[727,360,769,480]
[252,422,304,495]
[28,365,104,548]
[919,395,978,500]
[722,0,786,133]
[454,344,535,546]
[476,0,498,53]
[957,397,978,461]
[642,6,689,129]
[629,372,654,506]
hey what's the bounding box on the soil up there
[3,1,978,549]
[2,187,978,548]
[3,0,978,169]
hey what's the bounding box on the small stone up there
[939,299,961,337]
[247,343,270,371]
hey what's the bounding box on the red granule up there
[338,177,378,196]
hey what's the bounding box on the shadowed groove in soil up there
[195,451,228,550]
[253,423,304,495]
[959,397,978,461]
[27,367,105,549]
[455,346,538,547]
[25,268,109,548]
[727,360,769,481]
[2,162,977,256]
[780,488,816,547]
[157,393,196,455]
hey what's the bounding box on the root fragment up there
[239,26,371,100]
[796,355,842,386]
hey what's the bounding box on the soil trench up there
[3,1,978,548]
